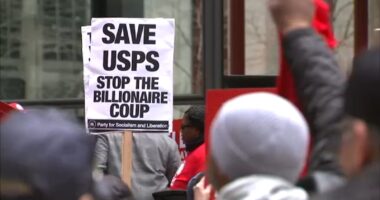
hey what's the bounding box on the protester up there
[268,0,346,193]
[314,49,380,200]
[276,0,340,180]
[170,106,206,190]
[208,93,309,200]
[268,0,380,198]
[93,175,133,200]
[93,132,181,200]
[0,109,95,200]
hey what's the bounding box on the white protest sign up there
[81,26,91,130]
[86,18,174,132]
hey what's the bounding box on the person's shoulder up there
[187,144,206,161]
[160,134,179,148]
[135,133,178,147]
[194,143,206,153]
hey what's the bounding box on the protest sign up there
[81,26,91,130]
[85,18,174,132]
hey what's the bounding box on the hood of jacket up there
[218,175,308,200]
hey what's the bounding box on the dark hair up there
[345,47,380,127]
[184,106,205,134]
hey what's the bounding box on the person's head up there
[0,109,95,200]
[93,175,133,200]
[208,93,309,190]
[181,106,205,152]
[339,47,380,177]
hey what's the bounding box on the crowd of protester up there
[1,0,379,199]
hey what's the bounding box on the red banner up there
[169,119,187,160]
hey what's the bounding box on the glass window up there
[0,0,91,100]
[328,0,354,73]
[224,0,356,76]
[243,0,279,75]
[224,0,279,76]
[174,105,190,119]
[369,0,380,47]
[136,0,204,95]
[0,0,203,100]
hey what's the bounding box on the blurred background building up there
[0,0,379,118]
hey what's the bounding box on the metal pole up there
[203,0,224,91]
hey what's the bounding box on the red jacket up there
[278,0,337,109]
[170,143,206,190]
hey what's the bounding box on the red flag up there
[0,102,18,121]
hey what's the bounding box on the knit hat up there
[345,47,380,127]
[0,109,95,200]
[211,93,309,183]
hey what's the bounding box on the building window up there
[369,0,380,47]
[0,0,203,101]
[327,0,355,73]
[0,0,91,100]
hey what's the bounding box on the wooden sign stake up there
[121,131,133,188]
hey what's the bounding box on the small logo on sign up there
[88,120,96,128]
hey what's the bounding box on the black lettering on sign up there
[103,50,159,72]
[152,92,160,103]
[117,50,131,71]
[131,51,145,71]
[101,23,156,44]
[144,24,156,44]
[130,24,144,44]
[115,24,130,44]
[93,90,169,104]
[134,77,159,90]
[87,32,91,61]
[109,103,150,118]
[110,103,119,117]
[140,104,150,117]
[97,76,105,89]
[94,90,101,102]
[103,50,117,71]
[97,76,130,89]
[146,51,159,71]
[103,50,131,71]
[102,23,115,44]
[161,92,168,104]
[151,77,159,90]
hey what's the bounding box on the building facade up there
[0,0,379,118]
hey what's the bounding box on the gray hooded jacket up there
[218,175,308,200]
[93,132,181,200]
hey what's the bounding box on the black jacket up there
[283,28,380,199]
[283,28,345,178]
[311,163,380,200]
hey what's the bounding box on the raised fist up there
[267,0,314,34]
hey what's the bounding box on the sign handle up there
[121,131,133,187]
